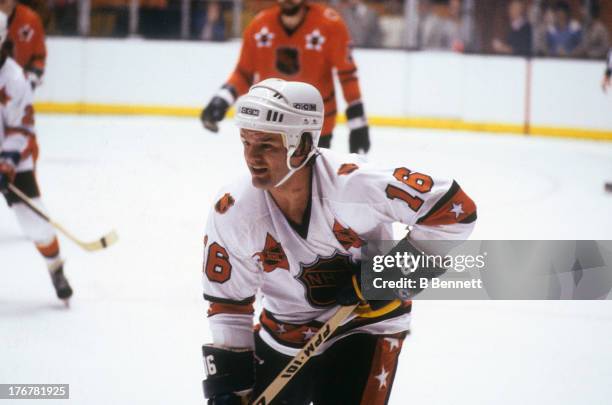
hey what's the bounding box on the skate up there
[49,265,73,306]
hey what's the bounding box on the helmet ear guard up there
[235,79,324,187]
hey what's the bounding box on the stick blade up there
[79,230,119,252]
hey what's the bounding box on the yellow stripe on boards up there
[33,102,612,142]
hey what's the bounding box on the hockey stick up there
[7,183,118,252]
[251,303,358,405]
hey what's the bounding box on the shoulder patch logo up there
[333,220,363,250]
[255,26,274,48]
[254,233,290,273]
[337,163,359,176]
[305,29,326,51]
[215,193,235,214]
[18,25,34,42]
[0,87,11,105]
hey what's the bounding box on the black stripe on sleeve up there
[203,294,256,305]
[416,181,460,224]
[459,212,477,224]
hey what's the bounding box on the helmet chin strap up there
[274,146,317,188]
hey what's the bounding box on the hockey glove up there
[0,152,19,192]
[201,85,236,133]
[346,102,370,154]
[202,345,253,405]
[336,271,401,319]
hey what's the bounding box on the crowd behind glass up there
[27,0,612,59]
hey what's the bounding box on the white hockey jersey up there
[202,149,476,355]
[0,56,37,172]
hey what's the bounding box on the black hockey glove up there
[346,102,370,154]
[336,269,401,319]
[202,345,253,405]
[337,238,448,318]
[0,152,19,193]
[349,126,370,154]
[201,85,236,133]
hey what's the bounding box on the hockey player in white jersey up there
[201,78,477,404]
[0,11,72,302]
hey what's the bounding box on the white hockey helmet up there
[235,78,324,187]
[0,12,7,45]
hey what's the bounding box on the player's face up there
[241,129,289,189]
[0,0,15,15]
[278,0,306,16]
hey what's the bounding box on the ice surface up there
[1,115,611,404]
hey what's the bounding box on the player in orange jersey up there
[201,0,370,154]
[0,0,46,90]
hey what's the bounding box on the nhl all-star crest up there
[305,29,326,51]
[254,233,290,273]
[254,26,274,48]
[297,252,356,307]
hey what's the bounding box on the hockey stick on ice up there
[251,303,358,405]
[7,183,118,252]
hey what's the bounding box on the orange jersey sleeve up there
[226,21,258,97]
[8,4,47,74]
[324,9,362,105]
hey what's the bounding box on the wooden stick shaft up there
[251,304,357,405]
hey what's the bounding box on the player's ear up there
[294,132,313,158]
[289,133,313,168]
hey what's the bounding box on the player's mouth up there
[249,166,268,176]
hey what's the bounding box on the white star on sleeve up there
[450,202,464,218]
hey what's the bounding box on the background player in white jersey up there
[603,47,612,93]
[0,11,72,302]
[201,79,477,404]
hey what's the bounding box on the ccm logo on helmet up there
[293,103,317,111]
[240,107,260,116]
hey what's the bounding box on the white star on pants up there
[384,337,400,351]
[374,366,389,390]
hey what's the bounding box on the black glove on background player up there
[0,151,19,193]
[201,85,236,133]
[202,345,253,405]
[346,102,370,154]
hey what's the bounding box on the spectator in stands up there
[338,0,383,48]
[49,0,78,35]
[419,0,463,51]
[492,0,532,56]
[573,0,609,59]
[545,1,582,57]
[193,1,226,41]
